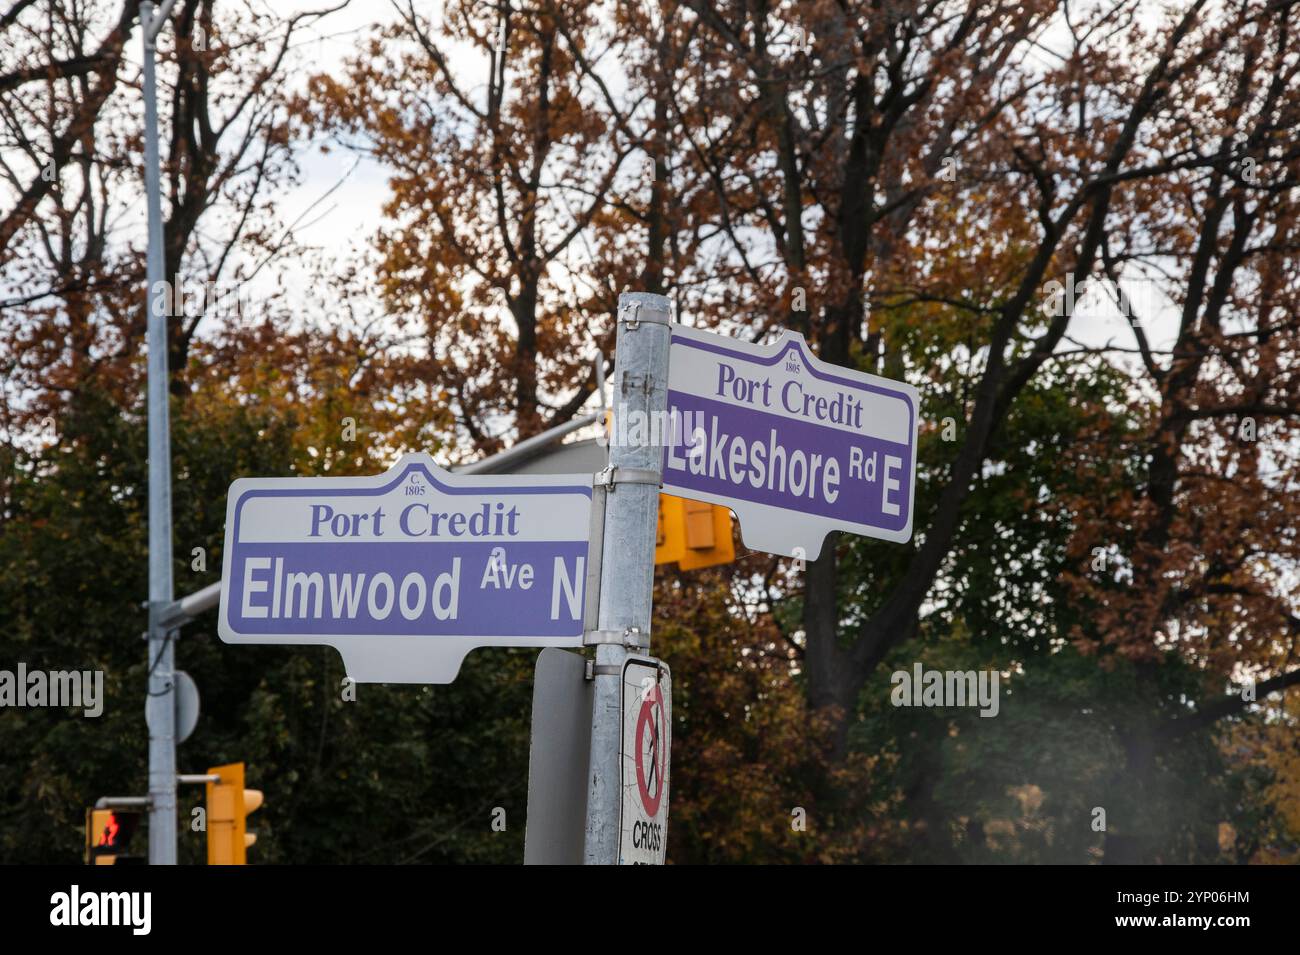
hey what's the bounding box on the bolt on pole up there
[582,292,671,864]
[142,0,178,866]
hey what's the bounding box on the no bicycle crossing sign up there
[619,656,671,865]
[218,453,592,683]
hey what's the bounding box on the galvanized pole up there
[582,292,671,864]
[142,0,178,866]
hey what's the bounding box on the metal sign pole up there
[142,0,179,866]
[582,293,671,864]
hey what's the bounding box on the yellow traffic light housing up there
[206,762,263,865]
[654,494,734,570]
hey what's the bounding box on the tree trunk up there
[803,535,857,758]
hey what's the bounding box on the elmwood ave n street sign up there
[218,453,593,684]
[659,325,919,560]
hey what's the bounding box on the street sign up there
[619,656,671,865]
[144,668,198,744]
[660,325,919,560]
[218,452,593,684]
[173,670,199,744]
[144,670,197,743]
[524,648,593,865]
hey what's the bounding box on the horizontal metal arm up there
[457,409,604,475]
[95,796,152,810]
[158,580,221,629]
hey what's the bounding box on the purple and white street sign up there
[218,453,592,684]
[661,326,918,560]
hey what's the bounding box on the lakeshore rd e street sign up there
[217,453,592,684]
[659,325,919,560]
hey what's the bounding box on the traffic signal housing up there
[206,762,263,865]
[84,808,143,865]
[655,494,735,570]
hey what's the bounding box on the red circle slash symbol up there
[635,683,667,817]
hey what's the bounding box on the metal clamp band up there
[584,626,650,649]
[593,464,662,490]
[620,301,672,330]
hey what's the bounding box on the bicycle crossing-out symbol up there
[635,683,667,816]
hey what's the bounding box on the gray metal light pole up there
[142,0,179,866]
[582,293,671,864]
